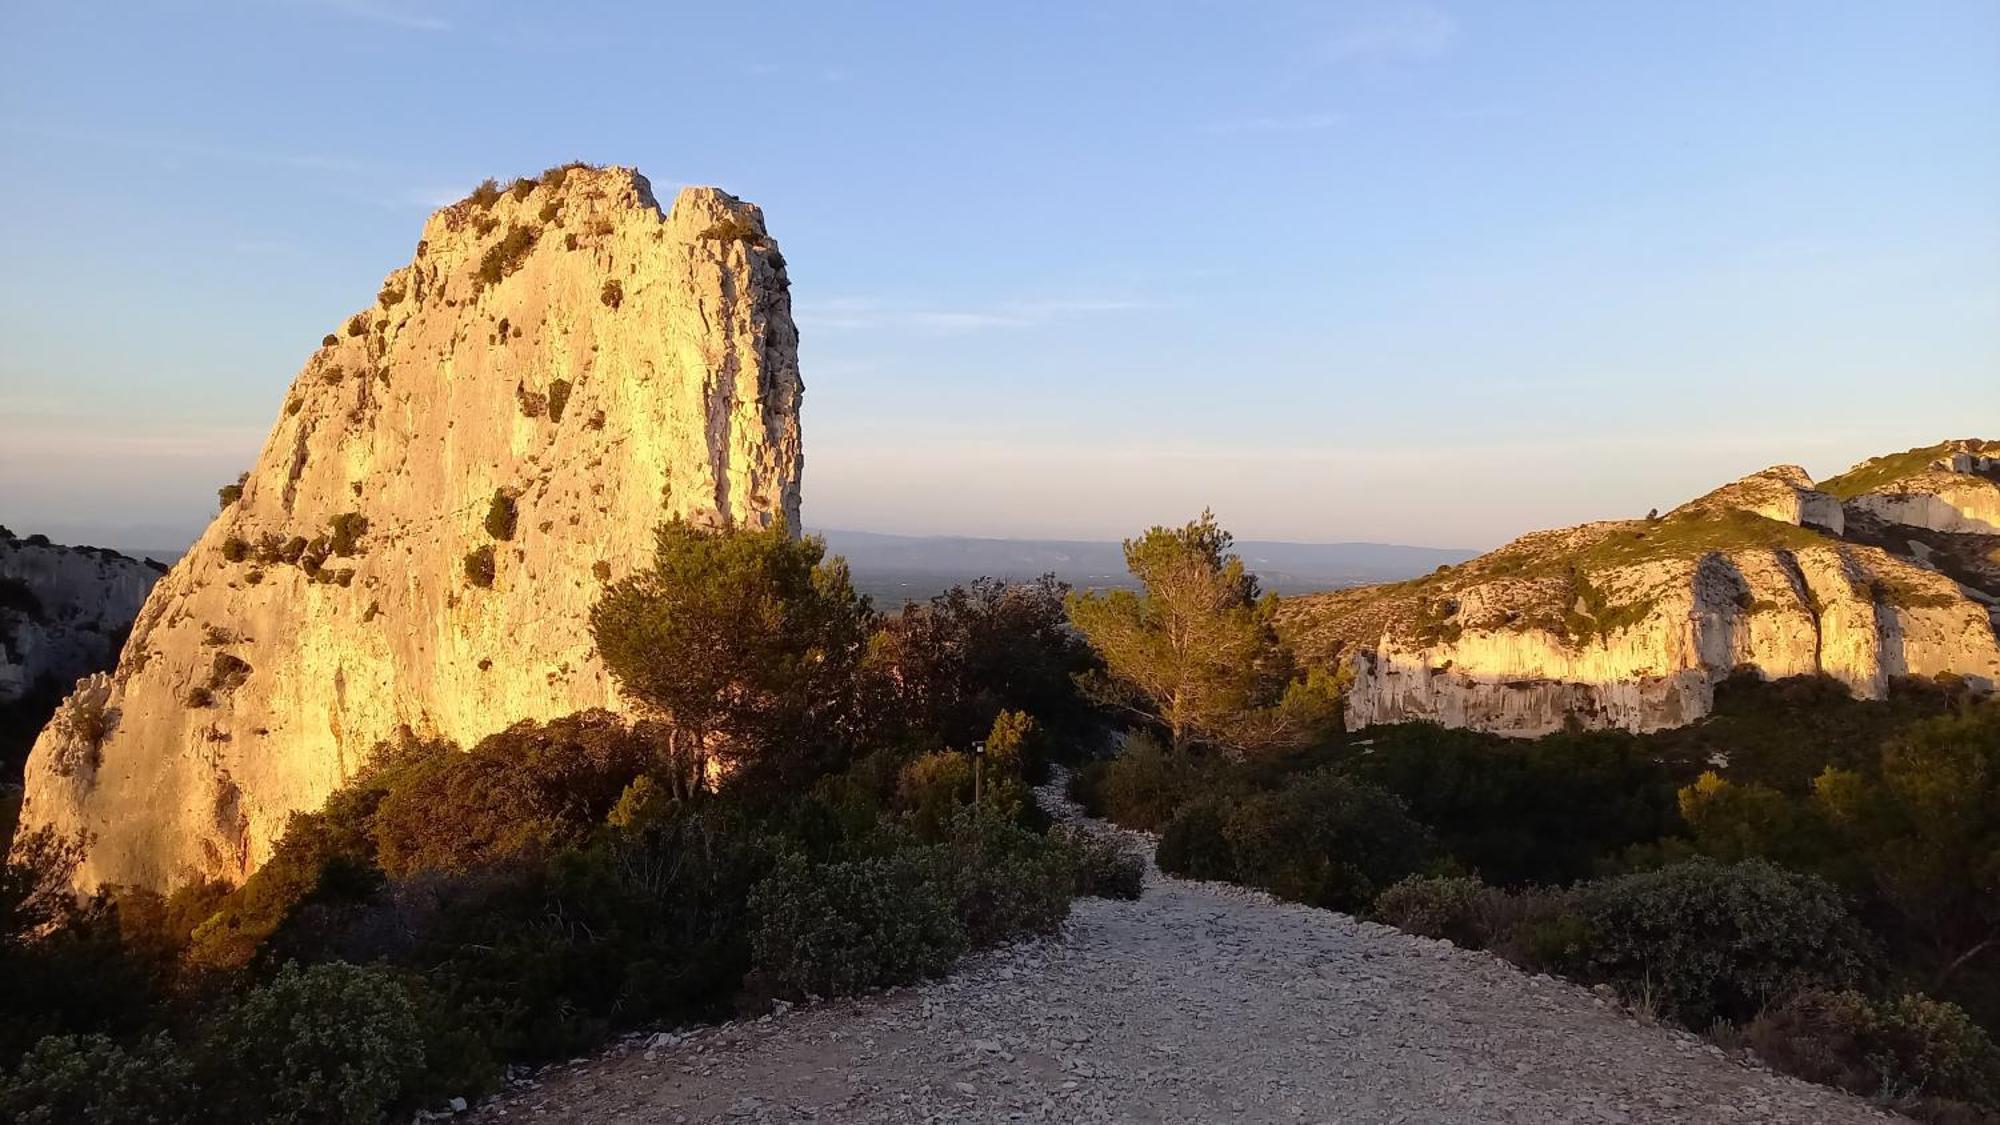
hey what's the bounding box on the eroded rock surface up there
[0,532,161,710]
[19,166,802,891]
[1282,441,2000,736]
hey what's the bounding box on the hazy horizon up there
[4,2,1997,548]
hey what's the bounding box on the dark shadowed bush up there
[935,807,1074,946]
[371,711,655,876]
[1574,859,1871,1026]
[1053,823,1143,900]
[206,961,423,1124]
[1221,768,1439,912]
[1092,734,1241,831]
[0,1032,193,1125]
[1748,989,2000,1112]
[1154,796,1237,882]
[749,849,965,999]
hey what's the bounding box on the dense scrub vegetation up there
[1067,512,2000,1120]
[0,522,1126,1121]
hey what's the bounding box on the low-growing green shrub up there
[475,226,538,291]
[547,378,572,423]
[933,807,1074,946]
[467,178,501,208]
[464,545,496,588]
[1054,823,1143,901]
[1154,796,1236,881]
[483,491,518,541]
[1372,875,1490,947]
[749,849,966,999]
[1574,859,1871,1026]
[370,712,656,876]
[600,279,622,309]
[1092,733,1238,831]
[1221,769,1439,912]
[0,1032,193,1125]
[1748,989,2000,1111]
[328,512,368,557]
[217,474,246,510]
[206,961,424,1125]
[221,537,250,563]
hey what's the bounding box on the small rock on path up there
[471,775,1890,1124]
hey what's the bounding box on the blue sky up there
[2,1,1996,550]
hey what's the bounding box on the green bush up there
[402,808,773,1065]
[475,226,538,291]
[483,491,518,541]
[221,536,250,563]
[547,378,572,423]
[328,512,368,557]
[217,474,246,510]
[749,850,966,999]
[370,711,656,876]
[464,545,496,588]
[1574,859,1871,1026]
[207,961,424,1125]
[1372,875,1490,947]
[1154,796,1236,881]
[0,1032,193,1125]
[600,279,623,309]
[466,178,501,208]
[934,807,1074,946]
[1054,824,1142,900]
[1221,769,1438,912]
[1094,733,1236,831]
[1748,989,2000,1110]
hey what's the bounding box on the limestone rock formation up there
[1,530,162,720]
[1281,440,2000,736]
[19,166,802,891]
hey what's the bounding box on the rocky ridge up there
[1281,440,2000,736]
[18,165,803,891]
[0,531,161,710]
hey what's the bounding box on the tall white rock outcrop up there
[1282,446,2000,737]
[19,166,803,891]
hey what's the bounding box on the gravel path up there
[472,777,1889,1125]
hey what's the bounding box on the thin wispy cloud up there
[1206,113,1345,135]
[797,296,1154,334]
[1323,3,1458,63]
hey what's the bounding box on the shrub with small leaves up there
[1574,859,1871,1027]
[221,537,250,563]
[206,961,425,1125]
[1154,796,1236,881]
[464,545,496,588]
[1372,875,1490,947]
[467,178,501,208]
[749,850,966,999]
[0,1032,194,1125]
[600,280,623,309]
[1054,823,1143,900]
[547,379,572,423]
[217,473,247,510]
[1748,989,2000,1110]
[328,512,369,557]
[484,492,518,541]
[475,226,538,291]
[321,333,339,348]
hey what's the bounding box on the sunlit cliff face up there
[1281,445,2000,736]
[17,167,804,892]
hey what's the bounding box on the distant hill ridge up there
[813,530,1472,598]
[1280,439,2000,736]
